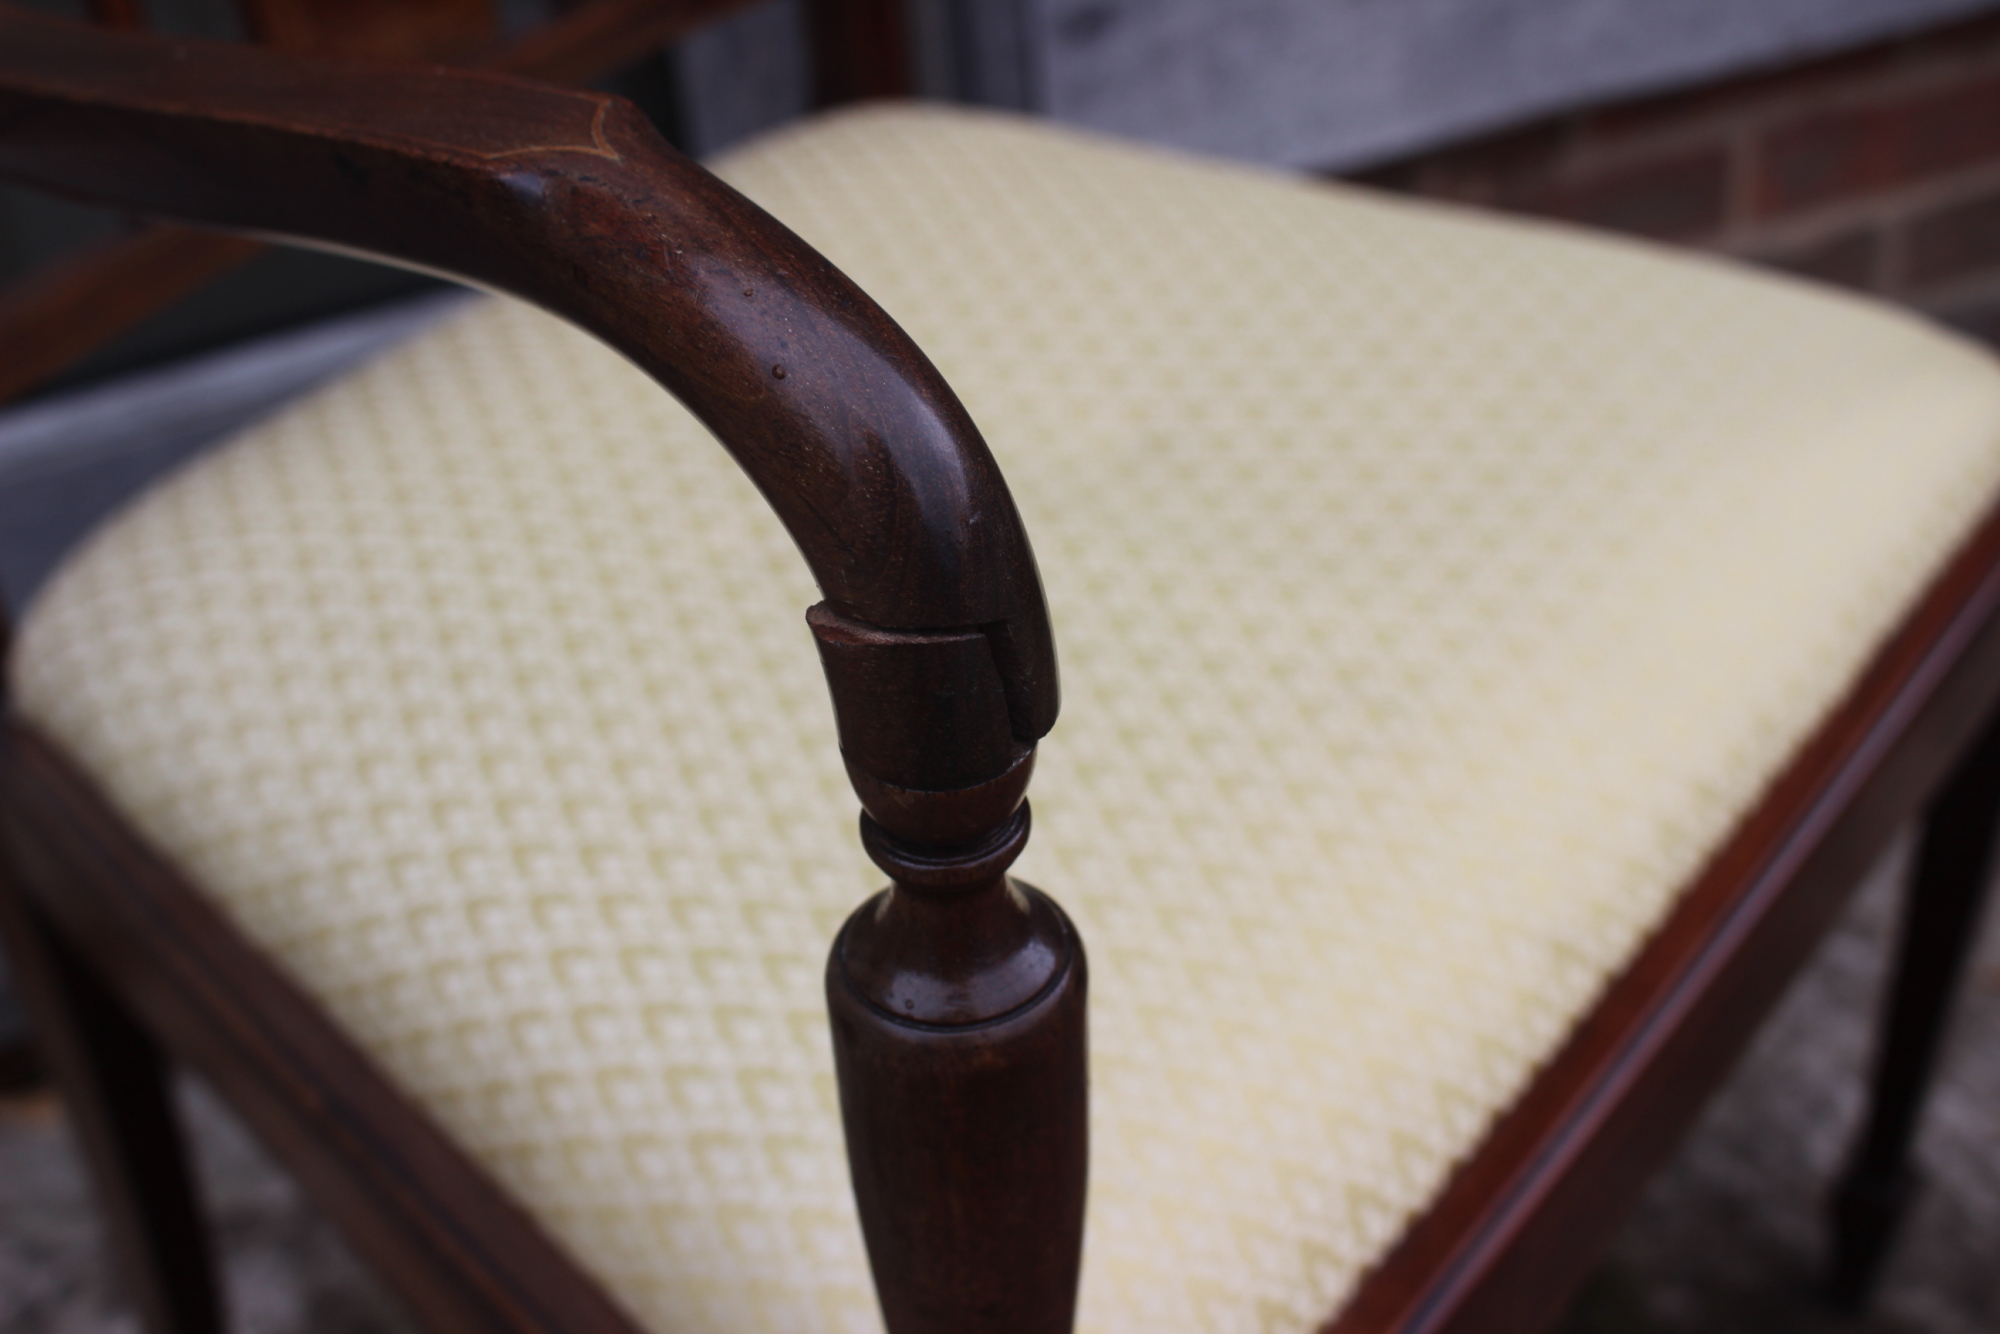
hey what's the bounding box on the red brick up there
[1758,74,2000,217]
[1517,148,1730,241]
[1585,44,1896,146]
[1347,117,1576,201]
[1755,228,1881,291]
[1907,186,2000,288]
[1585,9,2000,147]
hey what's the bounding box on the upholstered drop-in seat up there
[15,106,2000,1333]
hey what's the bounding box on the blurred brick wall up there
[1351,8,2000,345]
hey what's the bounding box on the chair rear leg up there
[0,851,225,1334]
[1827,704,2000,1309]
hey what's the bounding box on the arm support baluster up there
[0,8,1085,1331]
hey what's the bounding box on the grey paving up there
[0,1083,415,1334]
[1559,839,2000,1334]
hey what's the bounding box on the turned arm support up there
[0,4,1057,818]
[0,12,1086,1333]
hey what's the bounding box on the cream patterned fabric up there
[17,106,2000,1333]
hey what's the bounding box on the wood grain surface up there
[0,3,1057,751]
[0,0,766,407]
[0,604,223,1334]
[830,802,1089,1334]
[0,11,1076,1331]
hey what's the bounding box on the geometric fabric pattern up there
[16,105,2000,1333]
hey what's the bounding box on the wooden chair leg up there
[1827,704,2000,1309]
[0,846,225,1334]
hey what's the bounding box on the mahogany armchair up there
[3,6,1999,1334]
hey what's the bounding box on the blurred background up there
[17,0,2000,392]
[2,2,1999,1332]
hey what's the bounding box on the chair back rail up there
[0,0,772,408]
[233,0,495,59]
[0,8,1084,1331]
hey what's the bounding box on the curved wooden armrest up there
[0,3,1057,812]
[0,13,1085,1331]
[0,0,772,407]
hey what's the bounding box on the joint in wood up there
[807,600,1026,800]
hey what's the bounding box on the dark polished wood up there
[15,474,2000,1334]
[0,608,222,1334]
[5,8,1996,1334]
[1327,491,2000,1333]
[3,708,1096,1334]
[0,0,503,410]
[808,581,1082,1330]
[0,6,1057,732]
[0,12,1077,1332]
[237,0,495,59]
[2,723,656,1334]
[84,0,144,27]
[808,602,1029,800]
[0,873,223,1334]
[1828,699,2000,1308]
[829,803,1088,1334]
[0,224,265,406]
[0,0,764,408]
[805,0,913,105]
